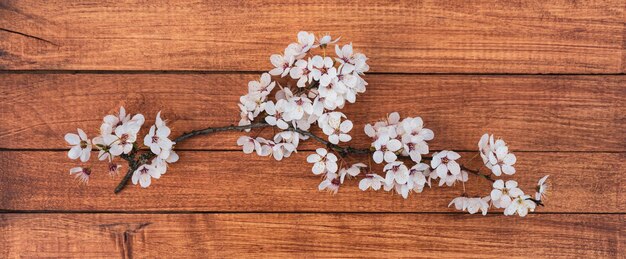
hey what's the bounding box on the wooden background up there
[1,1,624,258]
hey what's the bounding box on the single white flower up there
[383,161,410,185]
[236,136,262,154]
[409,163,429,193]
[306,148,338,175]
[467,197,491,215]
[478,133,491,165]
[535,175,550,201]
[401,117,434,141]
[359,173,385,191]
[372,135,402,164]
[92,136,113,161]
[490,180,524,208]
[319,112,352,144]
[352,53,370,74]
[318,172,341,194]
[69,167,91,184]
[253,138,275,157]
[401,134,429,163]
[335,43,354,67]
[143,111,174,159]
[151,151,179,176]
[287,31,315,58]
[239,92,268,118]
[314,33,340,48]
[269,52,294,77]
[431,150,461,178]
[248,73,275,95]
[264,100,292,129]
[131,164,160,188]
[339,163,366,183]
[65,128,92,162]
[310,56,335,84]
[287,95,313,121]
[488,140,516,176]
[108,163,121,176]
[289,59,313,88]
[504,195,537,217]
[105,120,142,156]
[449,196,468,211]
[101,108,144,136]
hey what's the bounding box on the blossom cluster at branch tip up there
[64,107,178,187]
[237,31,367,162]
[447,134,549,217]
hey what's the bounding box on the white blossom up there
[449,196,490,215]
[431,150,461,178]
[318,112,352,144]
[108,163,121,176]
[248,73,275,95]
[104,116,143,156]
[236,136,261,154]
[318,172,341,194]
[372,134,402,164]
[92,136,112,161]
[359,173,384,191]
[143,111,174,159]
[269,52,294,77]
[65,128,92,162]
[383,161,410,185]
[339,163,366,183]
[535,175,550,201]
[151,151,179,176]
[479,134,516,176]
[287,31,315,58]
[490,180,524,208]
[289,59,313,88]
[409,163,430,193]
[314,33,340,48]
[264,100,292,130]
[69,167,91,184]
[287,95,313,121]
[504,195,537,217]
[131,164,161,188]
[306,148,338,175]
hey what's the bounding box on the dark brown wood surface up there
[0,0,624,73]
[1,214,622,258]
[0,0,624,258]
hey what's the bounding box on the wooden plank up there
[0,0,623,73]
[0,151,623,212]
[1,213,622,258]
[1,74,624,151]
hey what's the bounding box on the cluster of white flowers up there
[446,133,549,217]
[64,107,178,188]
[237,31,369,162]
[358,112,435,198]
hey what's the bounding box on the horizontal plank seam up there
[1,70,626,76]
[1,148,624,153]
[0,210,624,215]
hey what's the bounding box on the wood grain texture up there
[0,0,624,73]
[1,151,623,212]
[1,74,624,151]
[1,213,622,258]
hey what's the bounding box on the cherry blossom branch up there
[114,122,493,193]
